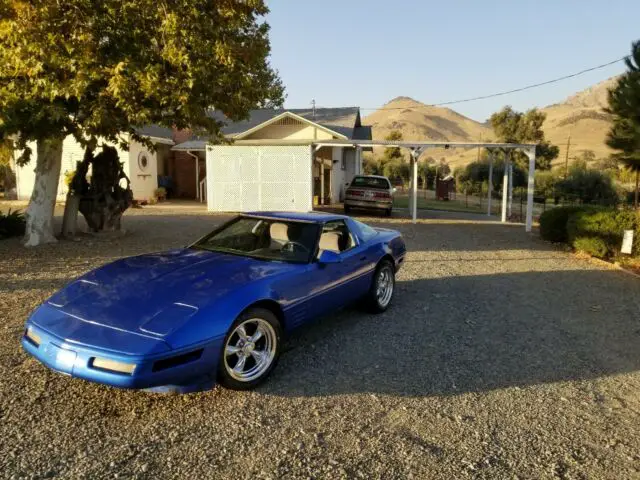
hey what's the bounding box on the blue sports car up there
[22,212,406,392]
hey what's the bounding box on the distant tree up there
[362,153,383,175]
[383,130,404,162]
[556,161,619,205]
[437,158,451,179]
[606,40,640,207]
[383,159,410,183]
[577,150,597,163]
[0,0,284,245]
[490,106,559,170]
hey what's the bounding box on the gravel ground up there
[1,204,639,479]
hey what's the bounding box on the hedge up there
[539,205,640,259]
[539,206,598,243]
[567,208,640,259]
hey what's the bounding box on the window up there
[317,220,356,256]
[351,176,391,190]
[138,151,150,171]
[192,216,320,264]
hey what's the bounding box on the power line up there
[347,55,628,112]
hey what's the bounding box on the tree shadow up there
[264,269,640,398]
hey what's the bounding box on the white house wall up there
[128,140,158,201]
[331,147,346,203]
[207,145,312,212]
[14,136,129,201]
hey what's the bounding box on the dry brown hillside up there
[365,77,618,169]
[541,76,617,165]
[363,96,492,163]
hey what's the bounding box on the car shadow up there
[263,269,640,398]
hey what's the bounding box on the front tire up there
[344,205,351,215]
[363,259,396,313]
[217,307,282,390]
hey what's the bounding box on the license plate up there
[364,191,374,199]
[43,343,77,373]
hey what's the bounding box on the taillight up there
[347,189,364,197]
[373,192,391,199]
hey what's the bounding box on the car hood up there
[34,248,294,339]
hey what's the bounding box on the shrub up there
[573,236,609,258]
[567,208,640,259]
[0,209,26,239]
[539,206,594,243]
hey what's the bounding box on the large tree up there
[490,106,559,170]
[0,0,284,246]
[606,40,640,208]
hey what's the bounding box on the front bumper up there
[344,199,392,210]
[21,324,224,393]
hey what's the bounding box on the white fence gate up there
[206,145,312,212]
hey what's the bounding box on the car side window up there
[317,220,356,256]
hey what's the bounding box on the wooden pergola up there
[313,140,538,232]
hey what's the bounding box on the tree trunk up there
[24,138,64,247]
[61,192,80,238]
[635,170,639,209]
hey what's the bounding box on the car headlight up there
[25,326,42,346]
[92,357,137,375]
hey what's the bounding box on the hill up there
[364,76,618,169]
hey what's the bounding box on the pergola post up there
[508,162,513,218]
[524,147,536,232]
[410,148,420,223]
[501,150,510,223]
[487,150,494,216]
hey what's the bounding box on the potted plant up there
[154,187,167,202]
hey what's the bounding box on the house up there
[12,126,175,202]
[12,107,372,212]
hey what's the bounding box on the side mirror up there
[318,250,342,264]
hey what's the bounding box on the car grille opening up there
[152,349,204,372]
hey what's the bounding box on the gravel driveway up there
[1,206,639,479]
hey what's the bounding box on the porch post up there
[501,150,509,223]
[355,146,362,174]
[487,149,494,216]
[320,160,325,206]
[525,147,536,232]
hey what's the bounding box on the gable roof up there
[208,107,364,139]
[233,111,349,140]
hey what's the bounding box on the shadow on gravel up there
[266,269,640,398]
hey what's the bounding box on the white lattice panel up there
[207,146,312,212]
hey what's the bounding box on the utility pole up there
[564,131,571,177]
[476,134,482,162]
[311,99,316,120]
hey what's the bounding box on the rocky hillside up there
[364,76,618,168]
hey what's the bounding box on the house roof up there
[210,107,362,138]
[135,125,173,140]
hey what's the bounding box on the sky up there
[266,0,639,122]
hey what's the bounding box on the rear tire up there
[363,259,395,313]
[344,205,351,215]
[385,208,392,217]
[217,307,282,390]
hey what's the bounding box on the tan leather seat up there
[270,223,290,249]
[318,231,341,255]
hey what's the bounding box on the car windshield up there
[351,176,391,189]
[191,216,320,264]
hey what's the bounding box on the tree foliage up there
[556,161,619,206]
[490,106,559,170]
[606,41,640,207]
[383,130,404,161]
[0,0,285,160]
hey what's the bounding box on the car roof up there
[243,211,348,223]
[353,175,389,179]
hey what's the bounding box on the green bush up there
[573,236,609,258]
[567,208,640,259]
[539,206,594,243]
[0,209,26,239]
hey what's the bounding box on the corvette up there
[21,212,406,392]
